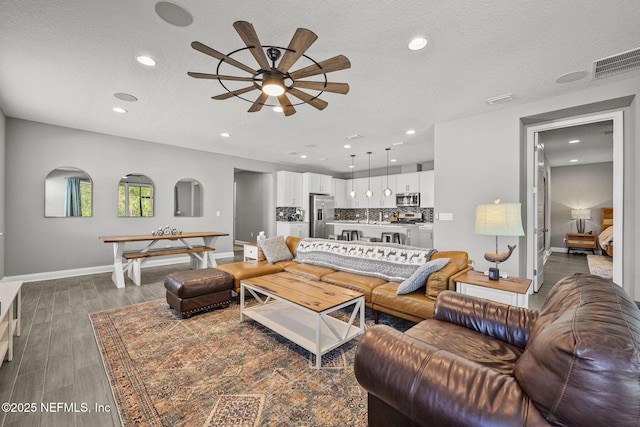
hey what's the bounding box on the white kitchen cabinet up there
[419,170,434,207]
[276,171,303,207]
[396,172,420,193]
[332,178,348,208]
[304,173,332,194]
[276,222,309,238]
[418,226,433,248]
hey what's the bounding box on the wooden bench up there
[123,246,214,286]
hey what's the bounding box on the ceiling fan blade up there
[277,93,296,116]
[289,55,351,80]
[233,21,271,71]
[188,72,255,82]
[191,41,256,74]
[276,28,318,73]
[292,81,349,94]
[212,86,258,100]
[288,88,328,110]
[248,92,269,112]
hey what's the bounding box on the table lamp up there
[570,208,591,234]
[475,199,524,280]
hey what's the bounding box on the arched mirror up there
[118,174,154,217]
[45,167,93,217]
[174,178,203,217]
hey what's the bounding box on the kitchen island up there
[327,222,433,248]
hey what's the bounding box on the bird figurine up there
[484,244,516,264]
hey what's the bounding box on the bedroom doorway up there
[526,110,624,289]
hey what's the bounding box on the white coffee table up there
[240,272,365,369]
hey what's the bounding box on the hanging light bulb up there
[348,154,357,199]
[365,151,373,198]
[383,147,393,197]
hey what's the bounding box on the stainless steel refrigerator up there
[309,195,335,238]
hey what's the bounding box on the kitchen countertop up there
[328,221,431,227]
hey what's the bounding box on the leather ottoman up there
[164,268,233,318]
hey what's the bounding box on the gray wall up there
[234,171,273,243]
[0,109,5,278]
[434,76,639,300]
[549,162,613,248]
[4,118,281,277]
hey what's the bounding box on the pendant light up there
[383,148,393,197]
[365,151,373,198]
[348,154,357,199]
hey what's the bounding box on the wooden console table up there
[0,281,23,368]
[100,231,228,288]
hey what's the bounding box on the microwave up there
[396,192,420,207]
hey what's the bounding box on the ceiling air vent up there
[593,47,640,80]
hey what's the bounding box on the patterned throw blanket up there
[294,238,436,282]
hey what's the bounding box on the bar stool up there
[341,230,360,241]
[381,232,401,244]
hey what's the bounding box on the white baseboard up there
[550,246,567,253]
[1,252,234,283]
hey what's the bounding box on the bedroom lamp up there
[571,208,591,233]
[475,198,524,280]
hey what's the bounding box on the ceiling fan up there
[188,21,351,116]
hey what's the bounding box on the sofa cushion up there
[258,235,294,264]
[397,258,449,295]
[321,271,388,304]
[372,282,437,321]
[216,261,284,291]
[284,263,336,280]
[295,238,435,282]
[515,274,640,427]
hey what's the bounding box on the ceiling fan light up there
[262,75,285,96]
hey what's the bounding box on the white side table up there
[0,281,23,367]
[243,242,264,261]
[454,270,532,309]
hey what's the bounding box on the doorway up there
[526,111,624,289]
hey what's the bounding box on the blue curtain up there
[65,177,82,216]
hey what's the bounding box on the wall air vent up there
[593,47,640,80]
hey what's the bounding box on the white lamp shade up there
[475,203,524,236]
[570,209,591,220]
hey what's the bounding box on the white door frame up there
[526,111,623,287]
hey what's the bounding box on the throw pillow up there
[258,236,293,264]
[396,258,450,295]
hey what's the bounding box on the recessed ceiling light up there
[556,70,588,84]
[112,107,127,113]
[408,37,428,51]
[346,134,362,140]
[221,132,230,137]
[390,159,397,162]
[114,92,138,102]
[569,139,580,144]
[392,141,405,146]
[344,144,351,149]
[300,155,307,159]
[406,129,416,135]
[348,164,355,169]
[273,106,283,113]
[155,1,193,27]
[570,159,579,163]
[136,56,157,66]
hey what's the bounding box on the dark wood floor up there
[0,250,588,426]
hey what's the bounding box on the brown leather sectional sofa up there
[217,236,471,322]
[354,273,640,426]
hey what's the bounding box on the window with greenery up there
[80,180,92,216]
[118,174,154,217]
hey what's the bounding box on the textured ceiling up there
[1,0,639,174]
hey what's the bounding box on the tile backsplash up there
[276,206,433,222]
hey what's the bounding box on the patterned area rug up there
[587,255,613,280]
[90,299,413,426]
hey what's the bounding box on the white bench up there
[0,281,23,368]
